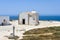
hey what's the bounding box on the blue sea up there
[10,16,60,21]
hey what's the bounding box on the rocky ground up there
[0,20,60,40]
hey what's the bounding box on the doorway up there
[22,19,25,24]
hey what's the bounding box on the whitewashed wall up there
[0,16,10,25]
[29,17,34,25]
[29,13,39,25]
[19,13,28,25]
[19,11,39,25]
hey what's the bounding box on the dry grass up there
[21,26,60,40]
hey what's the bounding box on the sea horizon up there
[10,16,60,21]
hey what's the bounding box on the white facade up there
[18,11,39,25]
[18,12,29,25]
[0,16,10,25]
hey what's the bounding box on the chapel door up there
[22,19,25,24]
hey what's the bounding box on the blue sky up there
[0,0,60,16]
